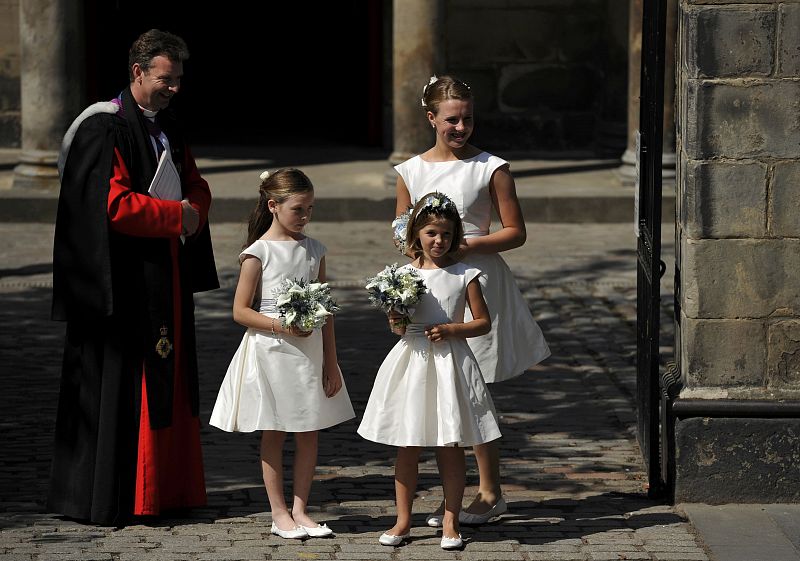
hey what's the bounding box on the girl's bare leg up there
[436,447,465,538]
[387,447,422,536]
[261,430,295,530]
[290,430,320,527]
[464,440,501,514]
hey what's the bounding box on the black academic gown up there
[47,88,218,525]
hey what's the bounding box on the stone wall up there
[674,0,800,502]
[677,0,800,400]
[0,0,20,148]
[444,0,628,155]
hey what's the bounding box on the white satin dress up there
[357,262,501,447]
[396,152,551,383]
[210,237,355,433]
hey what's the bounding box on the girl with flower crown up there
[393,75,551,526]
[359,192,501,550]
[210,168,354,540]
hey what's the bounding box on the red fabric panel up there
[133,240,206,515]
[107,148,182,237]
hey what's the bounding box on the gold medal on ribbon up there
[155,325,173,359]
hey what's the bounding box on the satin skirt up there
[464,252,550,383]
[210,328,355,433]
[358,331,501,447]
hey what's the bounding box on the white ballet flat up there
[426,512,443,527]
[378,531,410,546]
[458,497,508,525]
[270,522,308,539]
[440,534,463,550]
[299,523,334,537]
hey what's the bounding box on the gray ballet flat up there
[458,497,508,525]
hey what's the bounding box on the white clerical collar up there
[139,106,159,119]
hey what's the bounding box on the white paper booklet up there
[148,150,182,201]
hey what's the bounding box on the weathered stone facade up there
[0,0,20,148]
[675,0,800,502]
[445,0,628,155]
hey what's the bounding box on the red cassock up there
[107,146,208,515]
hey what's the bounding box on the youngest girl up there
[210,168,355,539]
[358,192,501,550]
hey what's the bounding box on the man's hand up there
[181,199,200,236]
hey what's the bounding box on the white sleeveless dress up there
[210,237,355,433]
[357,263,501,447]
[395,152,551,383]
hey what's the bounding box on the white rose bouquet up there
[365,263,427,331]
[273,278,340,332]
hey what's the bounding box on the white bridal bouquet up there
[365,263,427,329]
[273,278,340,331]
[391,207,413,255]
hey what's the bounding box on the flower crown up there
[420,192,455,212]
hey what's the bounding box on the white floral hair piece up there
[420,75,438,107]
[259,170,270,181]
[420,191,455,212]
[392,207,413,255]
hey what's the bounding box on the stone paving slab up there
[680,504,800,561]
[0,221,711,560]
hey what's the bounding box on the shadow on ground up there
[0,255,677,539]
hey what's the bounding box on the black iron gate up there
[636,0,668,498]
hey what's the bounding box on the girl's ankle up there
[442,512,460,533]
[271,511,296,530]
[388,522,411,535]
[443,524,460,537]
[476,490,499,504]
[291,510,314,525]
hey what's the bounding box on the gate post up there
[636,0,668,498]
[673,0,800,502]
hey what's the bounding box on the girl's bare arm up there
[424,278,491,342]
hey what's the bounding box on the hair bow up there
[259,170,270,181]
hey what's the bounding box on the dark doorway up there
[83,2,386,147]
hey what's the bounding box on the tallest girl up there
[394,75,550,525]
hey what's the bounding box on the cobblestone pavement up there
[0,221,708,561]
